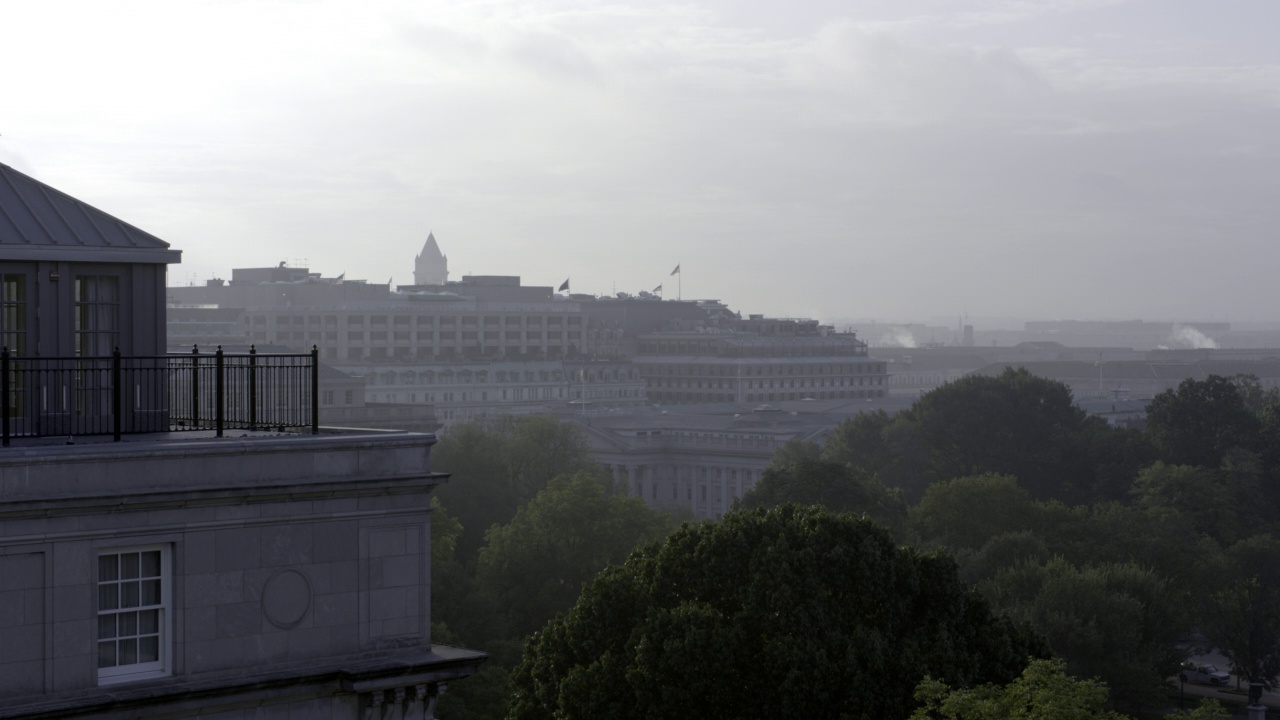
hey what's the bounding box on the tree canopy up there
[509,505,1045,720]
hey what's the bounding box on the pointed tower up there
[414,231,448,285]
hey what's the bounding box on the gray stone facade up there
[0,431,484,719]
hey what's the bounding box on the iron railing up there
[1,346,319,446]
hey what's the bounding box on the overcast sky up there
[2,0,1276,325]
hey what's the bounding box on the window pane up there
[98,614,117,640]
[121,553,140,579]
[98,641,117,669]
[99,555,118,581]
[119,638,137,665]
[141,551,160,577]
[141,579,161,606]
[121,581,140,608]
[139,609,159,634]
[139,636,159,663]
[119,611,137,637]
[98,584,118,611]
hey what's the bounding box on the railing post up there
[2,347,9,448]
[311,345,319,435]
[248,345,258,431]
[215,345,225,438]
[191,345,200,428]
[112,347,122,442]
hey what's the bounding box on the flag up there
[335,273,345,285]
[653,284,663,293]
[558,278,570,292]
[670,264,681,276]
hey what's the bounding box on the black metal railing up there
[1,346,319,446]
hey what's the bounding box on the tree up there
[909,658,1128,720]
[910,474,1039,551]
[509,505,1045,720]
[477,472,672,638]
[980,559,1189,712]
[737,457,907,535]
[1146,375,1260,468]
[1203,534,1280,688]
[885,368,1093,501]
[822,409,895,476]
[1129,461,1265,545]
[432,416,603,562]
[911,659,1227,720]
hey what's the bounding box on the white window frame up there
[97,545,171,685]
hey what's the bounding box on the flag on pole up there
[558,278,570,292]
[653,284,663,293]
[335,273,345,285]
[670,264,681,276]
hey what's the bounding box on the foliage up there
[885,368,1093,501]
[478,472,672,639]
[1203,534,1280,688]
[509,505,1046,720]
[737,457,907,535]
[979,558,1188,712]
[433,416,603,562]
[1146,375,1260,468]
[909,658,1128,720]
[1128,461,1265,545]
[911,474,1038,551]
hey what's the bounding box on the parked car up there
[1180,663,1231,686]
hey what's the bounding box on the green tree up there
[477,472,671,638]
[1203,534,1280,688]
[822,409,895,476]
[910,658,1128,720]
[1146,375,1260,468]
[737,457,907,535]
[885,368,1093,501]
[433,416,602,562]
[1129,461,1265,545]
[912,659,1228,720]
[980,559,1189,712]
[911,474,1039,551]
[509,505,1045,720]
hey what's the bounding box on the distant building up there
[634,323,887,405]
[414,231,448,286]
[0,162,482,719]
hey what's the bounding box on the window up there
[0,274,27,354]
[75,275,119,356]
[98,546,169,684]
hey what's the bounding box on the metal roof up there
[0,162,181,264]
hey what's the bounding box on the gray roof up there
[0,162,181,264]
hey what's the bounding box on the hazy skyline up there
[2,0,1276,324]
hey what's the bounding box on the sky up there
[1,0,1276,325]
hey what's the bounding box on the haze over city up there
[2,0,1276,323]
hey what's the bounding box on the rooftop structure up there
[0,162,481,719]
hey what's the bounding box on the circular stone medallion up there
[262,569,312,629]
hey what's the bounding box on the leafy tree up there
[910,474,1039,551]
[477,472,671,638]
[980,559,1189,712]
[509,505,1046,720]
[912,659,1227,720]
[909,658,1128,720]
[1146,375,1260,468]
[1203,534,1280,688]
[737,457,907,535]
[433,416,602,562]
[1129,460,1266,545]
[768,438,822,468]
[822,409,896,476]
[885,368,1093,501]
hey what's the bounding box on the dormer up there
[0,163,180,358]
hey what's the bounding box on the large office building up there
[634,317,888,405]
[0,162,482,719]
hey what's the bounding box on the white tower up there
[414,232,448,286]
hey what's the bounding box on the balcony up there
[1,346,318,446]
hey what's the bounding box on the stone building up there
[0,162,481,719]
